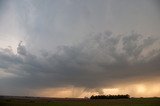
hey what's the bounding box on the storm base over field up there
[0,0,160,98]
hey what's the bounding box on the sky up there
[0,0,160,98]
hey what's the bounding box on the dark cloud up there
[17,41,27,56]
[0,31,160,96]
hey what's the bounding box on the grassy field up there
[0,97,160,106]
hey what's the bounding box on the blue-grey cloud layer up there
[0,31,160,95]
[0,0,160,96]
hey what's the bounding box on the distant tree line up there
[90,94,130,99]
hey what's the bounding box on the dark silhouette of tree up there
[90,94,130,99]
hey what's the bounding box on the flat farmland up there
[0,96,160,106]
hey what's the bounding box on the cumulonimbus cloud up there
[0,31,160,95]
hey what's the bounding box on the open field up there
[0,96,160,106]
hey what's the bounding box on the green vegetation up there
[0,98,160,106]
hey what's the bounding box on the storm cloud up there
[0,0,160,97]
[0,31,160,96]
